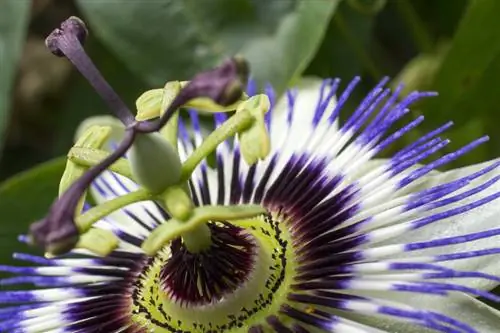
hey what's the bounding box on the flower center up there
[131,212,296,332]
[161,222,257,305]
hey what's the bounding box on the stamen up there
[135,57,249,133]
[29,130,136,255]
[45,17,135,125]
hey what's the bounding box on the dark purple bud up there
[46,16,88,57]
[29,198,81,255]
[135,57,249,133]
[184,56,249,106]
[45,16,134,126]
[29,130,137,255]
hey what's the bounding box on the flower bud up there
[45,16,88,57]
[60,125,111,213]
[129,132,182,193]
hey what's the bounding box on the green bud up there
[76,228,119,256]
[237,94,271,165]
[129,132,182,193]
[162,185,194,221]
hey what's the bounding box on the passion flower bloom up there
[2,17,500,333]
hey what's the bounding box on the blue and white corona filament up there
[1,77,500,332]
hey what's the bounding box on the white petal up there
[89,170,164,240]
[377,158,500,290]
[344,292,500,333]
[268,77,338,157]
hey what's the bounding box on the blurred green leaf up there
[0,157,65,269]
[392,42,450,96]
[424,0,500,162]
[413,0,468,38]
[76,0,339,95]
[306,0,380,81]
[0,0,30,157]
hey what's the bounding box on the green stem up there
[182,223,212,253]
[76,188,153,233]
[394,0,433,53]
[180,110,254,181]
[142,204,266,255]
[334,11,382,80]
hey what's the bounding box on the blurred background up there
[4,0,498,180]
[0,0,499,283]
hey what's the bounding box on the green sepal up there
[68,146,133,179]
[59,125,111,215]
[74,115,125,149]
[141,204,266,255]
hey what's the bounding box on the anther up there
[29,130,137,255]
[135,57,249,133]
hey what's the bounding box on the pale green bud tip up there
[237,94,271,165]
[76,228,119,256]
[74,115,124,145]
[135,81,182,121]
[135,88,164,121]
[129,133,182,193]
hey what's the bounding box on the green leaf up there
[0,158,66,269]
[0,0,30,156]
[424,0,500,162]
[306,0,380,81]
[76,0,339,95]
